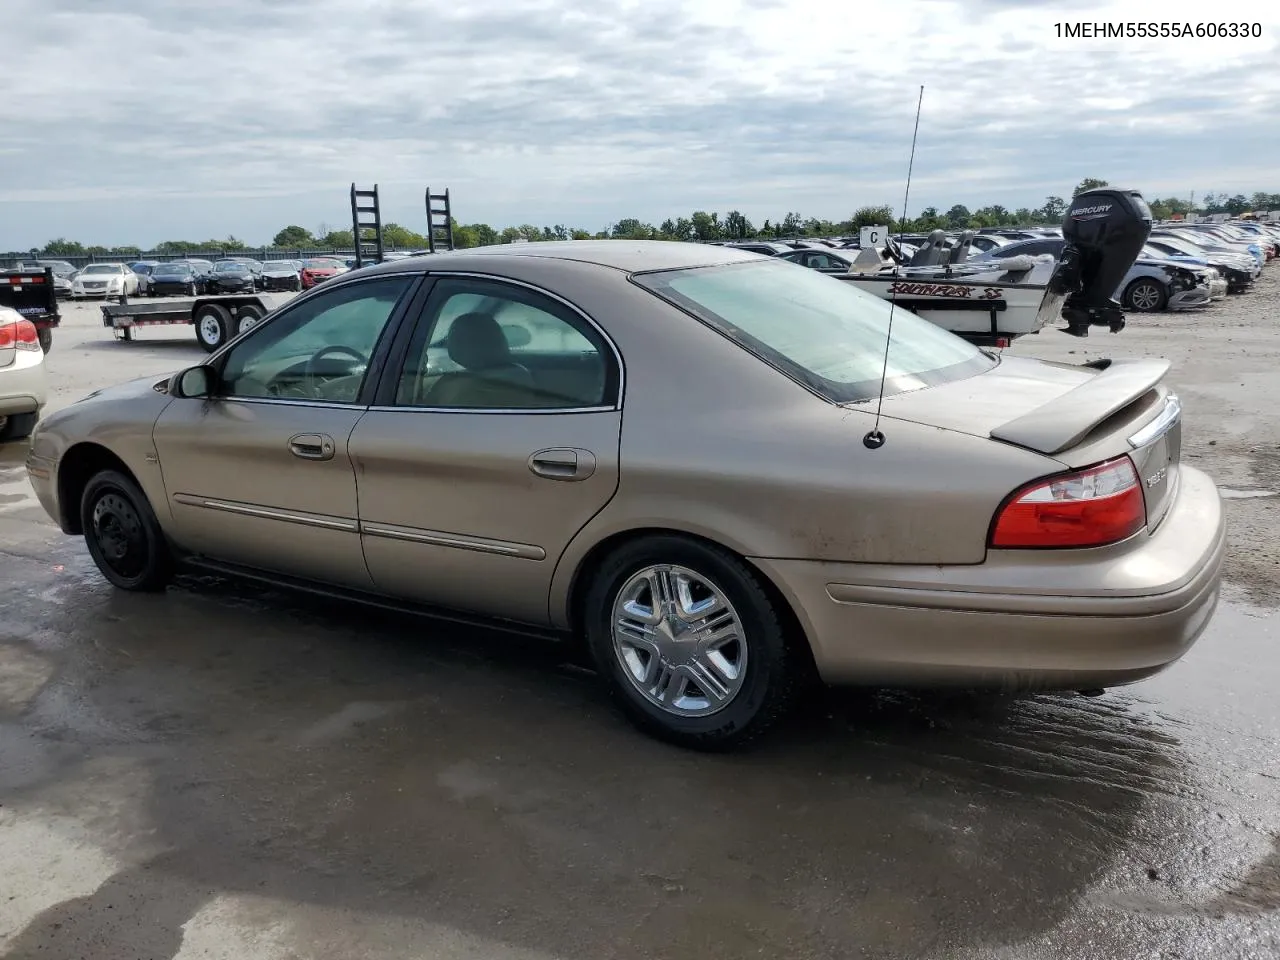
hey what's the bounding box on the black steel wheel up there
[80,469,173,592]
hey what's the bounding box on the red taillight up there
[0,319,40,351]
[990,456,1146,549]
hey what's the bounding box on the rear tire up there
[583,535,801,751]
[194,303,232,353]
[0,412,38,443]
[80,469,173,592]
[1124,278,1169,312]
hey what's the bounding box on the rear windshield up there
[631,259,994,403]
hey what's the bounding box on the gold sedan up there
[25,242,1226,749]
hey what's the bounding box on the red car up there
[299,258,346,289]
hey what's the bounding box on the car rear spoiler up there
[989,358,1171,455]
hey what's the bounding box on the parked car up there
[299,258,346,289]
[147,261,205,297]
[221,257,265,283]
[70,263,139,300]
[1135,248,1229,300]
[1153,229,1264,277]
[775,248,857,271]
[17,260,76,299]
[129,261,161,294]
[206,260,257,294]
[260,260,302,291]
[0,305,47,442]
[1175,226,1265,268]
[23,241,1225,749]
[970,238,1215,311]
[720,241,792,257]
[1144,237,1255,293]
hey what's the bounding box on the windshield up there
[304,259,341,269]
[215,262,248,273]
[82,264,121,275]
[632,259,994,403]
[265,261,298,271]
[154,264,190,276]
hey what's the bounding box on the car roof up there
[361,240,763,277]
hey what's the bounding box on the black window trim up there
[203,271,427,409]
[367,271,625,415]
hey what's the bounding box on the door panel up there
[350,409,621,624]
[153,399,371,588]
[353,274,624,625]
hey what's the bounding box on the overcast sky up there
[0,0,1276,248]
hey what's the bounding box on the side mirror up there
[169,365,216,399]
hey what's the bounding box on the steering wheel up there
[305,344,367,380]
[883,236,907,265]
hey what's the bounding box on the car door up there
[151,273,419,587]
[349,275,623,625]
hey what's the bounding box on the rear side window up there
[633,259,993,403]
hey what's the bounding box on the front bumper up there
[0,349,49,418]
[1169,285,1213,310]
[750,465,1225,691]
[261,277,298,290]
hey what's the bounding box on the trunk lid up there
[875,355,1183,530]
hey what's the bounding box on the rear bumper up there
[0,351,49,416]
[751,465,1226,691]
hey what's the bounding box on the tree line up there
[25,180,1280,258]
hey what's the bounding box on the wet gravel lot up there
[2,283,1278,959]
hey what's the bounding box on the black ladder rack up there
[350,183,384,268]
[425,187,454,253]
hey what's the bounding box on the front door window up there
[219,276,414,403]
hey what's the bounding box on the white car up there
[0,305,48,442]
[70,263,140,300]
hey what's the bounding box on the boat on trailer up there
[837,188,1155,348]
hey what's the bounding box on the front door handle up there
[529,447,596,481]
[289,433,335,461]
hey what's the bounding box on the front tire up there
[80,469,173,592]
[37,328,52,353]
[584,535,800,751]
[1124,278,1169,312]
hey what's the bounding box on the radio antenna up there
[863,84,925,451]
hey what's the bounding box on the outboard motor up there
[1050,187,1152,337]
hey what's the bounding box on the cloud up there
[0,0,1276,246]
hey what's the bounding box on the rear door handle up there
[289,433,335,461]
[528,448,596,481]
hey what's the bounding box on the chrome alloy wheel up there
[611,564,747,717]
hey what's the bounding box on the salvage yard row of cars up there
[737,218,1280,313]
[15,255,365,300]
